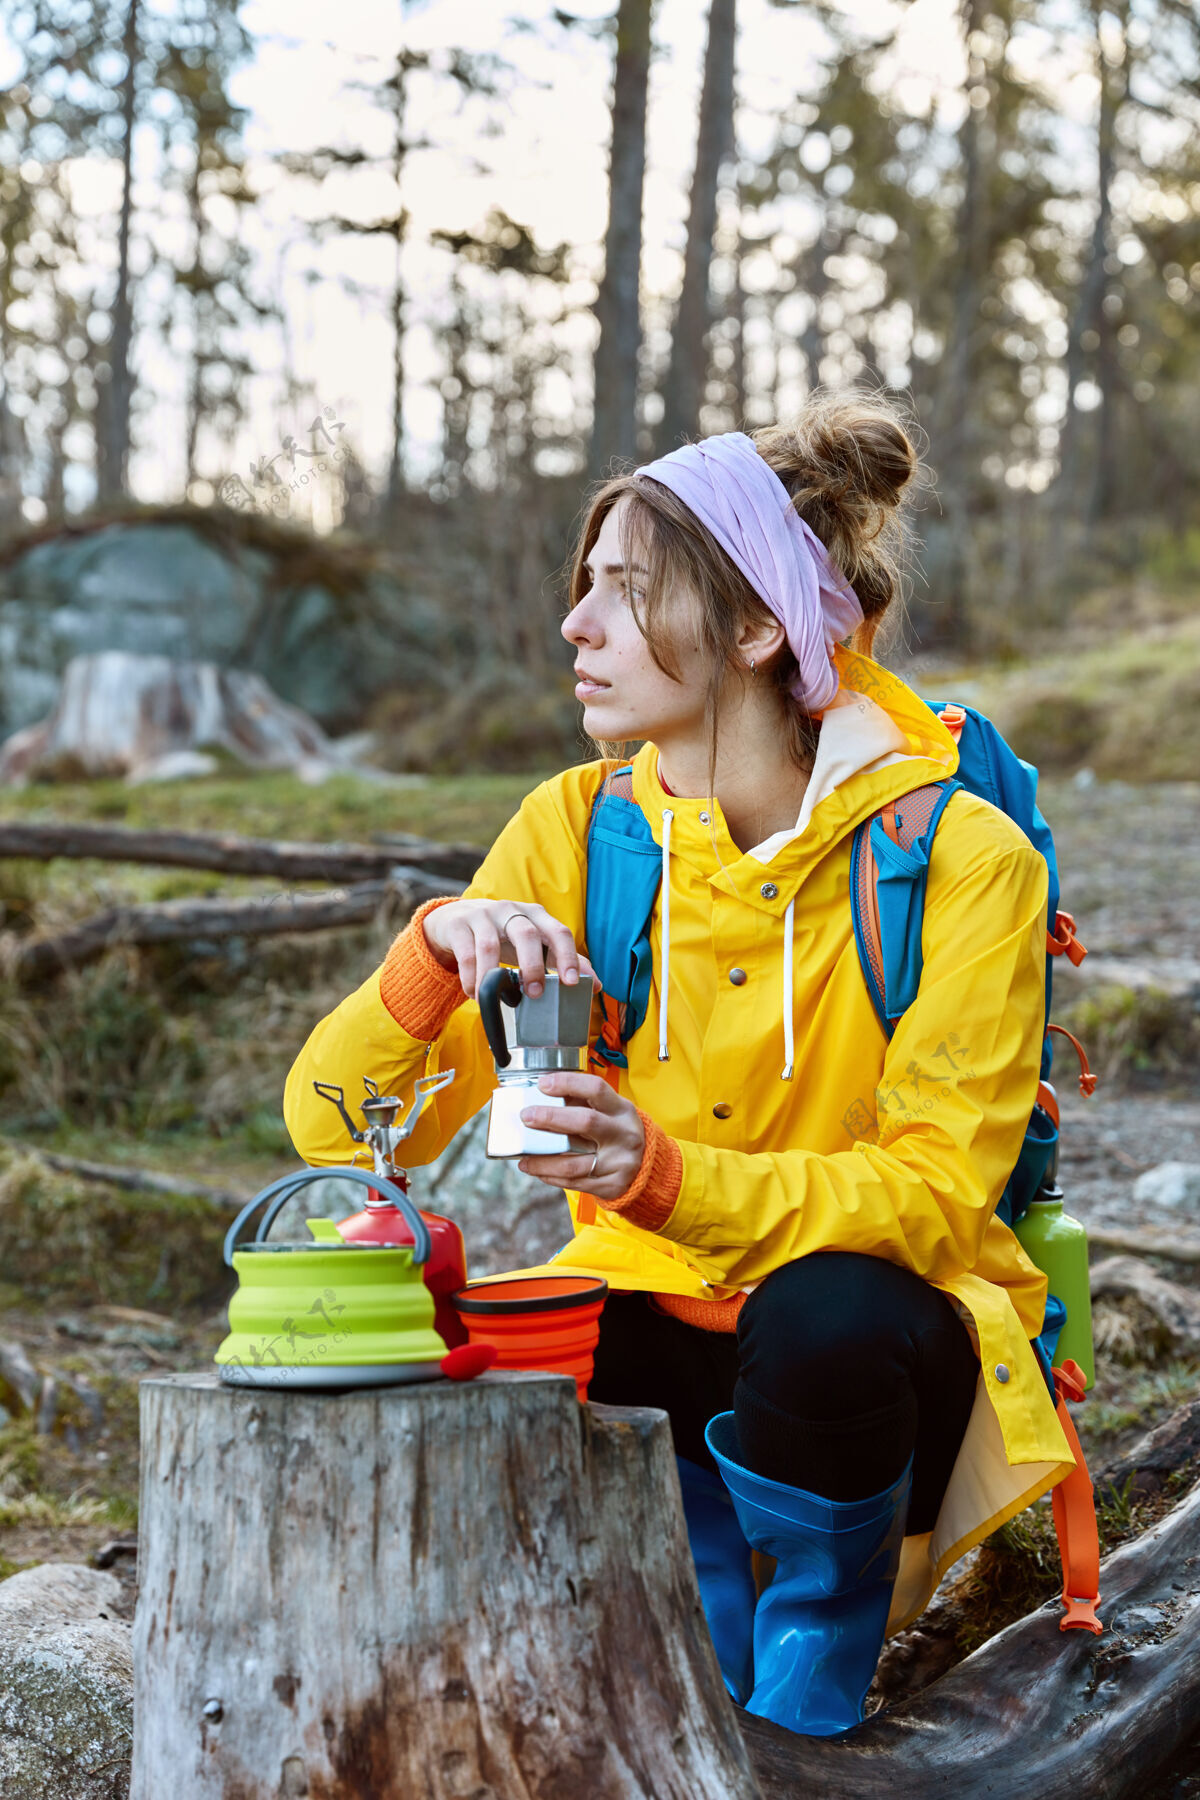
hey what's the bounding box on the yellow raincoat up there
[284,641,1075,1629]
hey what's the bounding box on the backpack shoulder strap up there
[584,765,662,1070]
[849,777,963,1037]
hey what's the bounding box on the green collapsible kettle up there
[216,1166,448,1389]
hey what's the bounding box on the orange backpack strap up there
[1047,1022,1098,1097]
[1050,1359,1103,1634]
[1047,909,1088,966]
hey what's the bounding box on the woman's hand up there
[518,1071,645,1201]
[423,898,597,1002]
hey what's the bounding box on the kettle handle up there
[222,1167,432,1269]
[477,966,523,1069]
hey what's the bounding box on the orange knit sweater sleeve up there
[378,896,467,1040]
[595,1108,683,1232]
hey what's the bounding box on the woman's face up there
[561,494,711,747]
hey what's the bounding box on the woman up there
[283,393,1074,1738]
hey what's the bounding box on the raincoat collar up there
[629,644,960,915]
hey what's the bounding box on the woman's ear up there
[734,615,787,672]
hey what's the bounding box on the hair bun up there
[754,393,917,518]
[751,390,922,634]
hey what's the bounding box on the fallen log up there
[133,1372,759,1799]
[1,865,461,981]
[1096,1397,1200,1504]
[874,1385,1200,1714]
[741,1471,1200,1800]
[0,1138,249,1211]
[0,818,482,885]
[1091,1255,1200,1360]
[1089,1227,1200,1266]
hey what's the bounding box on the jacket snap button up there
[699,811,711,824]
[712,1102,733,1119]
[760,882,779,900]
[729,968,747,986]
[995,1364,1010,1384]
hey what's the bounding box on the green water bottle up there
[1014,1182,1095,1389]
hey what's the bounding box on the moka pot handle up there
[478,966,523,1069]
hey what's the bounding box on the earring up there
[749,658,757,675]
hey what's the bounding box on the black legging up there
[588,1251,981,1535]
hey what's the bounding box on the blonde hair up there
[568,388,922,778]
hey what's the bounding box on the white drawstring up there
[658,809,674,1061]
[781,896,795,1081]
[655,807,792,1077]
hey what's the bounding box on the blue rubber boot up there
[675,1454,757,1704]
[704,1412,911,1737]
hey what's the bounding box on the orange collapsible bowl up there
[451,1276,608,1401]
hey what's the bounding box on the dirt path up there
[1040,774,1200,966]
[1038,773,1200,1228]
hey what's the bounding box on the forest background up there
[2,0,1199,776]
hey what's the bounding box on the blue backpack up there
[583,700,1095,1233]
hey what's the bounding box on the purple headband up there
[634,430,864,712]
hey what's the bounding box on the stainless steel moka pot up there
[478,967,594,1160]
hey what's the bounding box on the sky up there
[6,0,1105,515]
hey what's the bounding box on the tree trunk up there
[386,41,413,511]
[926,0,991,650]
[132,1371,760,1799]
[1088,1226,1200,1266]
[798,222,833,393]
[1057,0,1130,528]
[657,0,738,453]
[589,0,653,480]
[101,0,138,504]
[1083,0,1128,527]
[741,1472,1200,1799]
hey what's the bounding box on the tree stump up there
[131,1371,760,1799]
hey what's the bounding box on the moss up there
[241,1106,292,1158]
[0,496,391,601]
[0,1421,43,1495]
[0,767,537,845]
[0,963,209,1132]
[0,1149,233,1313]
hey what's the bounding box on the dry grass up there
[1056,984,1200,1090]
[934,616,1200,782]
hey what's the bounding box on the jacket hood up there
[630,643,961,914]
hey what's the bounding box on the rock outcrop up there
[0,511,452,740]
